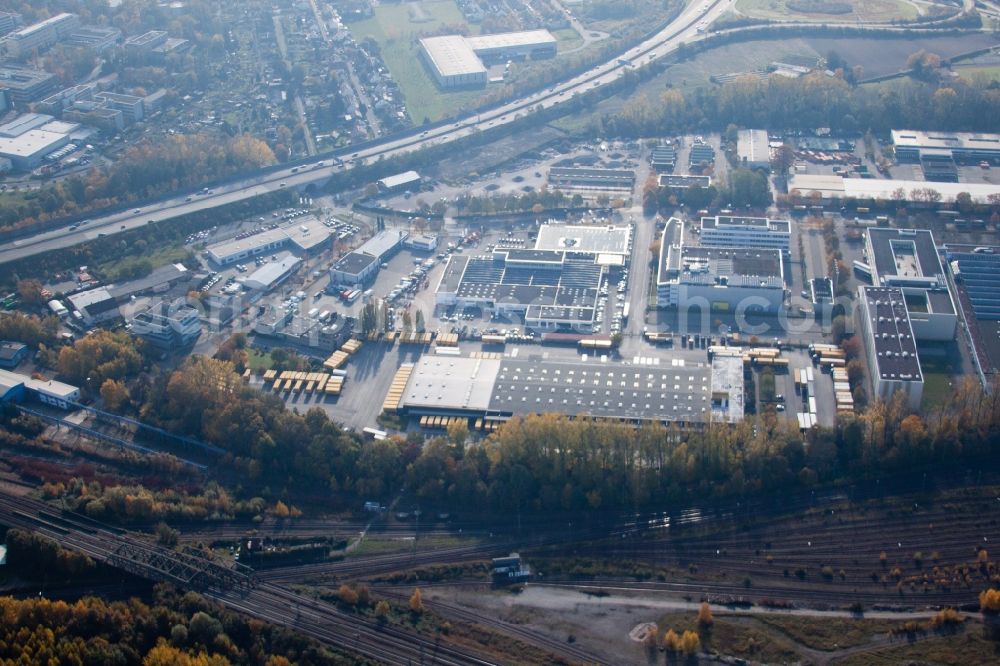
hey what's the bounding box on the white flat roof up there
[892,129,1000,152]
[465,29,556,51]
[207,228,290,261]
[0,368,79,401]
[246,257,301,290]
[534,223,632,256]
[67,287,113,309]
[379,170,421,189]
[401,355,502,411]
[0,130,66,158]
[788,174,1000,204]
[284,216,332,252]
[419,36,486,78]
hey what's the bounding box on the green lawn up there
[660,38,818,90]
[735,0,917,23]
[95,242,191,282]
[919,355,962,410]
[347,0,483,123]
[246,348,273,372]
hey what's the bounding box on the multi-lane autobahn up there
[1,0,980,267]
[0,0,738,266]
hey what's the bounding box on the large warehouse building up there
[436,249,604,332]
[533,222,633,267]
[865,228,956,341]
[944,244,1000,379]
[390,352,743,427]
[436,222,632,331]
[737,129,770,169]
[420,29,556,89]
[657,218,785,313]
[787,174,1000,205]
[858,286,924,411]
[892,130,1000,164]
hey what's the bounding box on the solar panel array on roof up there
[949,247,1000,320]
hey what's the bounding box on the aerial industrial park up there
[0,0,999,664]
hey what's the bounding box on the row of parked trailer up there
[809,343,846,369]
[263,370,344,396]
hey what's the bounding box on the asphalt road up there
[0,0,739,266]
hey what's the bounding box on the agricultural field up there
[346,0,483,123]
[734,0,918,23]
[346,0,588,123]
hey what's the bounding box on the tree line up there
[593,70,1000,138]
[0,133,275,234]
[0,579,354,665]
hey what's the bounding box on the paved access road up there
[0,0,738,266]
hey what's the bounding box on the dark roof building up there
[858,286,923,410]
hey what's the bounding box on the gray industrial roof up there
[332,251,377,276]
[867,228,944,284]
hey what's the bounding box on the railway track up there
[0,492,510,665]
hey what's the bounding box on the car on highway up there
[133,208,141,213]
[279,182,286,187]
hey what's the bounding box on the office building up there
[94,92,144,123]
[0,66,56,107]
[858,286,924,411]
[699,215,790,252]
[865,228,956,341]
[657,218,784,313]
[4,13,79,59]
[65,25,121,53]
[124,30,167,59]
[130,300,201,349]
[0,12,21,38]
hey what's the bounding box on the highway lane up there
[0,0,738,266]
[0,3,979,269]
